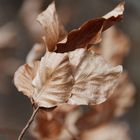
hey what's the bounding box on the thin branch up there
[18,106,40,140]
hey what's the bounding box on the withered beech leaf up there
[102,1,125,31]
[56,2,124,53]
[68,49,122,105]
[14,61,39,98]
[14,49,123,107]
[14,52,73,108]
[37,1,66,52]
[32,52,73,108]
[75,73,135,131]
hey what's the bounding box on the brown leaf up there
[75,72,135,131]
[14,52,73,108]
[37,1,66,51]
[68,49,122,105]
[14,48,122,108]
[32,52,73,108]
[14,61,39,98]
[56,2,125,53]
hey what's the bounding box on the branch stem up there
[18,106,39,140]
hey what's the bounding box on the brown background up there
[0,0,140,139]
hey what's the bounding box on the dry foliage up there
[12,1,136,140]
[14,48,122,108]
[56,2,124,53]
[14,1,123,109]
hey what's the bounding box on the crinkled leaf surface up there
[14,52,73,108]
[14,49,122,107]
[56,2,125,53]
[32,52,73,108]
[14,61,39,98]
[68,49,122,105]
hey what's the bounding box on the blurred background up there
[0,0,140,140]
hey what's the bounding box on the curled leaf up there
[68,49,122,105]
[56,2,125,53]
[14,62,39,98]
[14,49,122,107]
[32,52,73,108]
[37,1,66,51]
[14,52,73,108]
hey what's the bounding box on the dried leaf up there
[37,1,66,51]
[14,61,39,98]
[75,73,135,131]
[14,52,73,108]
[32,52,73,108]
[56,2,125,53]
[68,49,122,105]
[14,48,122,108]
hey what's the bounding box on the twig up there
[18,106,39,140]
